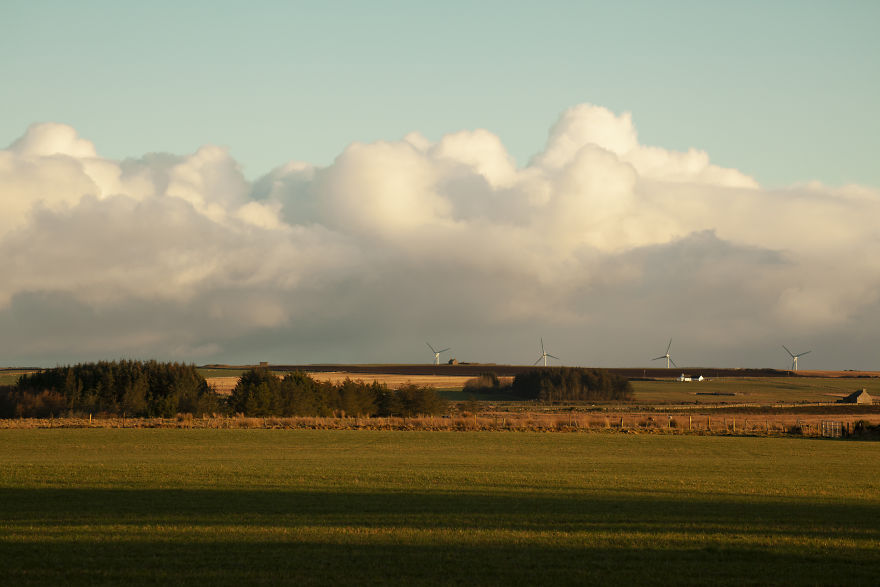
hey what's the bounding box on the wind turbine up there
[783,345,810,372]
[652,339,677,369]
[534,338,559,367]
[426,342,450,366]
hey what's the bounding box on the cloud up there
[1,105,879,368]
[9,122,98,158]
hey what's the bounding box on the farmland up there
[205,372,478,396]
[195,367,880,432]
[0,368,40,386]
[1,429,879,585]
[629,376,880,406]
[5,363,877,431]
[204,368,879,407]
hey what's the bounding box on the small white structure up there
[679,374,704,382]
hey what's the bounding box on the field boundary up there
[2,414,878,438]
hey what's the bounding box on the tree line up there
[0,360,221,418]
[0,362,631,418]
[226,368,447,417]
[463,367,633,402]
[511,367,633,401]
[0,361,448,418]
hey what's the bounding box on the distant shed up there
[838,389,874,404]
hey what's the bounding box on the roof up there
[839,389,874,404]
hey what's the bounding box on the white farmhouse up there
[678,374,704,382]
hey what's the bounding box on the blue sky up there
[3,0,878,187]
[2,1,880,368]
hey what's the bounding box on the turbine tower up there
[783,345,811,372]
[652,339,677,369]
[534,338,559,367]
[426,342,450,366]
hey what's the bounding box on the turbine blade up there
[666,339,672,353]
[541,338,545,353]
[439,348,450,353]
[798,351,811,357]
[652,356,666,361]
[782,345,794,358]
[547,354,559,360]
[426,342,436,353]
[669,357,678,368]
[533,356,543,365]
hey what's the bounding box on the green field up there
[1,430,878,585]
[631,377,880,405]
[0,370,39,386]
[438,375,880,405]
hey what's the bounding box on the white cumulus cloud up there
[1,104,879,368]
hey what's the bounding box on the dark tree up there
[227,370,447,418]
[11,360,219,417]
[511,367,632,402]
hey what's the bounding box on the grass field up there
[1,430,878,585]
[630,377,880,405]
[0,369,39,386]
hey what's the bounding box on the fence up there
[820,420,843,438]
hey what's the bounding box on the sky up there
[1,1,879,368]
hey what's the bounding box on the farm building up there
[838,389,874,404]
[678,374,704,382]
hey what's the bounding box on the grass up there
[631,376,880,405]
[0,369,40,386]
[432,375,880,405]
[0,430,879,585]
[0,373,21,385]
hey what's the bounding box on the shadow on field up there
[3,538,879,586]
[2,487,879,537]
[1,488,879,585]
